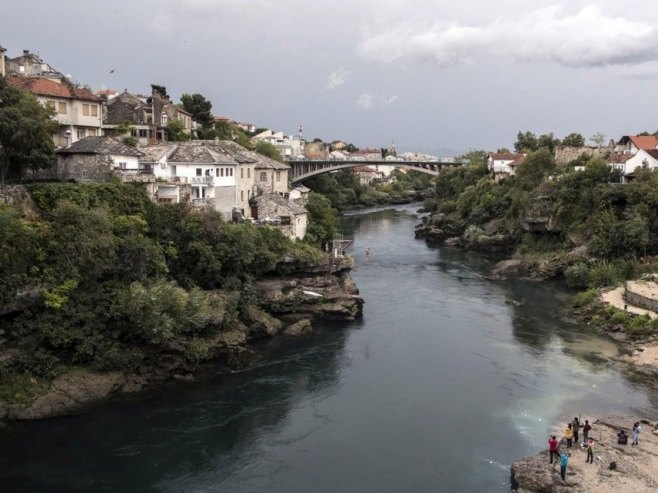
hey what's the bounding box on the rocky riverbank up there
[511,416,658,492]
[0,255,363,421]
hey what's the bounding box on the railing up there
[192,198,210,206]
[190,176,214,184]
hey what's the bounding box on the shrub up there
[565,263,590,288]
[573,288,598,307]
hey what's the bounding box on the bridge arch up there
[287,160,461,183]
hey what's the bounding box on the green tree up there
[166,119,191,142]
[305,192,338,248]
[0,75,58,183]
[537,133,560,154]
[255,141,284,162]
[514,131,538,153]
[116,121,138,148]
[514,148,556,191]
[561,133,585,148]
[180,93,214,133]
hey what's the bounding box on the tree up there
[0,75,58,183]
[514,131,538,153]
[255,141,283,162]
[116,121,138,148]
[304,192,338,248]
[180,93,214,131]
[561,133,585,148]
[166,119,190,142]
[150,84,168,98]
[514,148,556,191]
[589,132,606,148]
[537,133,560,154]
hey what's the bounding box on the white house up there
[608,149,658,183]
[252,129,304,159]
[487,152,526,181]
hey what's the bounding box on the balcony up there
[192,198,211,207]
[189,176,214,185]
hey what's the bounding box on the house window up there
[247,168,250,178]
[82,104,90,116]
[196,168,202,176]
[57,102,67,114]
[77,129,85,139]
[248,190,251,199]
[241,168,244,179]
[220,168,224,177]
[241,190,244,201]
[276,171,281,182]
[86,128,97,137]
[91,105,98,117]
[139,129,148,137]
[260,172,267,182]
[230,168,233,176]
[46,100,56,110]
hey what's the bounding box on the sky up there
[4,0,658,156]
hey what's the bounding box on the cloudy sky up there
[4,0,658,155]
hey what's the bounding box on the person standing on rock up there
[572,417,581,444]
[632,422,641,446]
[559,451,569,482]
[586,439,594,464]
[582,420,591,444]
[548,435,560,464]
[564,423,574,449]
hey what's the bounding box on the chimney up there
[0,46,6,77]
[22,49,29,57]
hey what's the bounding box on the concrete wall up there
[625,282,658,312]
[235,163,256,216]
[214,186,237,216]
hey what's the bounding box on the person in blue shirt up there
[560,452,569,482]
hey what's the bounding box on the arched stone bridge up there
[287,159,466,183]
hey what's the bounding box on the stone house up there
[4,49,63,80]
[55,136,145,182]
[103,91,157,146]
[0,46,6,77]
[7,74,103,146]
[249,193,307,240]
[150,88,195,142]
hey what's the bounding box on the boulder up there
[284,319,313,336]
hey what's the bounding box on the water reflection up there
[0,329,348,493]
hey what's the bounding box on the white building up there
[487,152,526,181]
[251,130,304,159]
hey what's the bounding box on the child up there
[632,422,641,446]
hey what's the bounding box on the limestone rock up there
[8,370,126,420]
[284,319,313,336]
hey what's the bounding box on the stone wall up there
[57,154,114,183]
[0,185,30,204]
[555,145,612,165]
[625,281,658,312]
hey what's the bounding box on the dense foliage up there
[0,183,324,402]
[303,168,434,210]
[0,75,58,182]
[426,148,658,290]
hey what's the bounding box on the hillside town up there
[2,44,658,244]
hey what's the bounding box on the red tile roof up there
[6,74,101,102]
[629,135,658,151]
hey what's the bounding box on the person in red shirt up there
[548,435,560,464]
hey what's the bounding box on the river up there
[2,204,658,492]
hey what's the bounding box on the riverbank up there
[511,416,658,492]
[0,255,363,421]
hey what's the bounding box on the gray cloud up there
[356,93,374,109]
[358,5,658,68]
[326,67,352,90]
